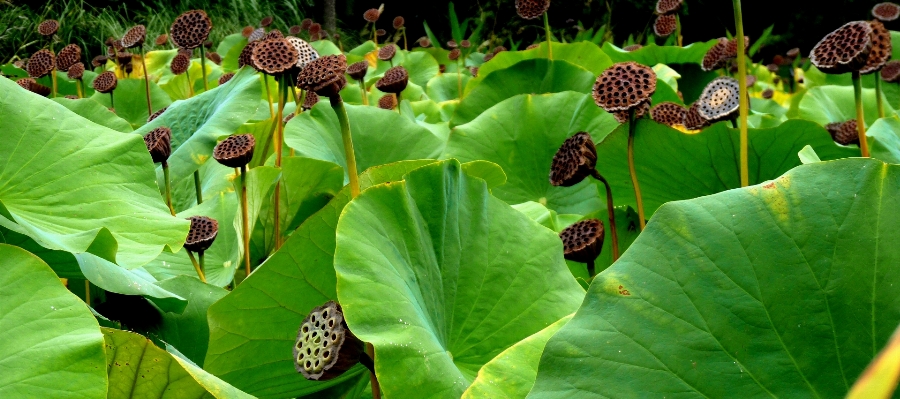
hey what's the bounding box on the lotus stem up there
[187,250,206,282]
[76,79,84,98]
[853,71,870,157]
[587,260,596,278]
[193,170,203,205]
[162,161,175,216]
[366,343,382,399]
[140,45,153,118]
[330,96,361,198]
[675,14,683,47]
[373,22,379,48]
[85,281,91,306]
[591,170,619,262]
[294,87,303,115]
[199,46,210,91]
[733,0,750,187]
[358,80,369,105]
[186,68,195,98]
[240,165,251,277]
[273,76,288,250]
[876,76,886,119]
[543,13,553,60]
[626,110,645,230]
[263,75,275,119]
[456,60,463,99]
[51,68,58,98]
[109,92,115,110]
[402,28,408,50]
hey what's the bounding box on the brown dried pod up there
[251,38,300,75]
[92,71,118,93]
[206,51,222,65]
[264,29,284,40]
[861,20,892,74]
[170,10,213,50]
[294,301,364,381]
[37,19,59,37]
[469,66,479,77]
[697,76,741,122]
[238,41,259,69]
[347,60,369,81]
[655,0,683,14]
[526,43,540,50]
[882,60,900,82]
[873,2,900,22]
[300,18,313,31]
[448,48,461,61]
[439,64,447,73]
[483,53,495,63]
[766,63,779,73]
[623,44,643,52]
[612,100,650,123]
[67,62,85,80]
[375,29,386,37]
[148,106,167,122]
[653,14,677,37]
[378,44,397,61]
[289,25,302,35]
[701,38,730,71]
[16,78,50,96]
[284,113,296,125]
[786,47,801,58]
[27,49,55,78]
[650,102,687,127]
[155,33,170,46]
[418,37,431,47]
[375,66,409,94]
[122,25,147,48]
[746,74,757,87]
[184,216,219,253]
[260,16,274,28]
[460,39,471,48]
[447,40,458,49]
[683,102,710,130]
[296,54,348,98]
[363,9,380,23]
[393,16,405,29]
[825,120,860,145]
[377,94,397,110]
[309,23,322,38]
[117,52,134,65]
[204,40,214,49]
[143,127,172,163]
[56,44,81,72]
[809,21,873,74]
[124,63,134,75]
[64,95,79,100]
[549,132,597,187]
[218,72,235,85]
[303,91,320,111]
[92,55,108,68]
[761,88,775,100]
[724,36,749,59]
[248,28,266,42]
[559,219,605,264]
[515,0,550,20]
[12,59,25,69]
[592,61,657,113]
[170,51,191,75]
[213,134,256,168]
[493,46,508,54]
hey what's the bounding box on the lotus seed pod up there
[64,95,79,99]
[375,66,409,94]
[300,19,313,31]
[363,8,380,23]
[612,99,650,124]
[873,2,900,21]
[469,66,479,77]
[375,29,386,37]
[746,74,757,87]
[697,76,741,122]
[294,301,364,381]
[27,49,55,79]
[284,113,296,125]
[378,44,398,61]
[650,102,687,127]
[170,51,191,75]
[264,29,284,40]
[861,20,892,74]
[592,61,657,113]
[810,21,873,74]
[655,0,683,14]
[377,94,397,110]
[16,78,51,96]
[786,47,800,59]
[882,60,900,82]
[448,48,461,61]
[218,72,235,85]
[701,38,730,71]
[121,25,147,49]
[418,37,431,47]
[155,33,169,46]
[117,52,134,65]
[238,41,259,69]
[170,10,213,50]
[526,43,540,50]
[515,0,550,20]
[123,63,134,75]
[460,39,471,48]
[447,40,458,49]
[12,59,25,69]
[303,91,320,111]
[91,55,108,68]
[309,23,322,38]
[67,62,85,79]
[206,51,222,65]
[184,216,219,253]
[37,19,59,36]
[549,132,598,187]
[251,38,299,75]
[148,106,167,122]
[92,71,118,93]
[623,44,643,52]
[825,120,860,145]
[347,61,369,82]
[761,88,775,99]
[683,102,709,131]
[653,14,677,37]
[393,16,405,29]
[285,25,299,35]
[143,127,172,163]
[260,15,274,28]
[483,53,496,63]
[724,36,749,60]
[213,134,256,168]
[297,54,348,98]
[248,28,266,43]
[766,63,779,73]
[439,64,447,73]
[56,44,81,72]
[559,219,605,264]
[493,46,508,54]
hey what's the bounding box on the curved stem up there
[193,170,203,205]
[199,46,209,92]
[876,76,886,119]
[185,68,195,98]
[626,110,646,230]
[358,80,369,105]
[543,12,553,60]
[240,165,251,277]
[733,0,750,187]
[591,170,619,262]
[853,71,870,157]
[187,250,206,282]
[366,343,381,399]
[140,45,153,118]
[273,76,287,250]
[675,14,683,47]
[402,28,408,50]
[330,96,361,197]
[162,161,175,216]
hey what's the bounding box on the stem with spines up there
[733,0,750,187]
[853,71,870,157]
[626,110,645,230]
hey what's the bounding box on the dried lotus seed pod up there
[238,41,258,69]
[701,38,730,71]
[206,51,222,65]
[378,43,397,61]
[825,120,860,146]
[347,61,369,81]
[448,48,461,61]
[170,10,213,50]
[873,2,900,22]
[393,16,405,29]
[549,132,598,187]
[592,61,657,113]
[375,66,409,94]
[121,25,147,48]
[218,72,235,85]
[612,99,650,124]
[264,29,284,40]
[56,44,82,72]
[696,76,742,122]
[294,301,365,381]
[248,27,266,43]
[184,216,218,253]
[289,25,302,35]
[653,14,677,37]
[251,38,299,75]
[683,102,710,131]
[147,106,167,122]
[27,49,55,78]
[67,62,85,80]
[143,127,172,164]
[761,88,775,100]
[860,20,892,74]
[296,54,348,98]
[623,44,643,52]
[213,134,256,168]
[303,91,320,111]
[809,21,872,74]
[559,219,605,264]
[92,71,118,93]
[655,0,683,14]
[155,33,169,46]
[170,51,191,75]
[363,8,380,23]
[515,0,550,20]
[650,102,687,127]
[92,55,108,68]
[882,60,900,82]
[260,16,274,28]
[37,19,59,36]
[377,93,397,110]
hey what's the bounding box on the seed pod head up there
[155,33,169,46]
[786,47,800,59]
[549,132,598,187]
[300,19,313,31]
[170,51,191,75]
[469,66,479,77]
[93,71,118,93]
[184,216,218,253]
[264,29,284,40]
[655,0,683,14]
[623,44,643,52]
[766,63,779,73]
[418,37,431,47]
[375,66,409,94]
[724,36,749,59]
[260,15,274,28]
[67,62,85,79]
[650,102,687,127]
[122,25,147,48]
[238,41,258,69]
[761,88,775,99]
[697,76,741,122]
[218,72,235,85]
[683,102,710,131]
[515,0,550,20]
[170,10,213,50]
[448,48,461,61]
[213,134,256,168]
[746,74,757,87]
[825,120,860,145]
[206,51,222,65]
[493,46,508,54]
[377,94,397,110]
[91,55,108,68]
[363,9,380,23]
[526,43,540,50]
[309,23,322,37]
[873,3,900,21]
[375,29,386,37]
[559,219,605,264]
[378,44,397,61]
[612,99,650,123]
[447,40,458,49]
[283,113,296,125]
[460,39,471,48]
[147,106,167,122]
[861,20,892,74]
[117,52,134,65]
[143,127,172,164]
[251,38,299,75]
[248,28,266,43]
[592,61,657,113]
[297,54,348,98]
[124,63,134,75]
[701,38,730,71]
[393,16,405,29]
[303,91,320,111]
[439,64,447,73]
[654,14,677,37]
[810,21,873,74]
[27,49,55,78]
[16,78,51,96]
[289,25,302,35]
[882,60,900,82]
[294,301,364,381]
[37,19,59,36]
[56,44,82,72]
[347,60,369,81]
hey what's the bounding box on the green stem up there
[273,76,287,250]
[733,0,750,187]
[876,76,886,119]
[456,60,462,99]
[240,165,251,278]
[185,67,195,98]
[591,170,619,262]
[543,12,553,60]
[402,28,408,50]
[626,110,646,230]
[263,74,274,119]
[85,280,91,306]
[199,46,209,91]
[162,161,175,216]
[675,14,683,47]
[109,92,115,110]
[187,250,206,282]
[330,96,361,198]
[587,260,596,279]
[193,170,203,205]
[853,71,870,157]
[140,45,153,118]
[358,80,369,105]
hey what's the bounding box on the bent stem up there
[240,165,251,277]
[193,170,203,205]
[162,161,175,216]
[140,45,153,118]
[626,110,646,230]
[853,71,870,157]
[591,170,619,262]
[187,250,206,282]
[330,96,361,197]
[358,80,369,105]
[876,76,886,119]
[366,344,382,399]
[402,27,408,50]
[273,76,288,250]
[199,46,210,91]
[733,0,750,187]
[185,68,195,98]
[543,12,553,60]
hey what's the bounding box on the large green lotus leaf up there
[798,85,897,127]
[0,76,189,268]
[52,97,133,132]
[284,102,446,184]
[528,158,900,398]
[102,328,253,399]
[0,225,82,278]
[157,54,225,99]
[144,49,179,79]
[444,92,619,215]
[89,77,172,129]
[333,160,585,398]
[76,252,187,313]
[403,51,441,87]
[232,165,280,275]
[593,118,859,218]
[34,69,99,98]
[462,314,573,399]
[802,64,900,111]
[217,34,248,65]
[148,276,227,366]
[426,72,472,102]
[466,42,612,93]
[602,40,718,65]
[451,59,596,126]
[0,244,107,399]
[868,116,900,164]
[204,160,436,398]
[310,39,342,56]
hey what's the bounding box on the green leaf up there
[0,244,107,399]
[602,40,718,65]
[868,116,900,164]
[76,253,187,313]
[798,85,897,127]
[103,328,253,399]
[52,97,133,132]
[217,34,249,63]
[89,77,172,129]
[148,276,228,366]
[847,322,900,399]
[0,76,189,268]
[403,51,441,87]
[426,72,471,102]
[333,160,585,398]
[466,42,612,93]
